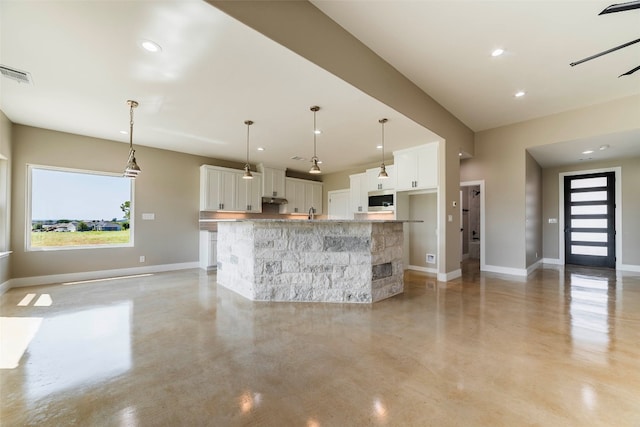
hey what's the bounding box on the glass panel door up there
[564,172,615,268]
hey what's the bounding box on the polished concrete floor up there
[1,262,640,426]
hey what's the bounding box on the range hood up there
[262,196,288,205]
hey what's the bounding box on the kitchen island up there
[216,219,406,303]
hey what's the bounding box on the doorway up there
[460,180,485,271]
[563,172,616,268]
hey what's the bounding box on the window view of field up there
[29,167,133,249]
[31,230,130,247]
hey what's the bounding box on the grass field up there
[31,230,130,247]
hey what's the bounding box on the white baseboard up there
[482,264,528,277]
[619,264,640,273]
[542,258,562,265]
[406,265,438,275]
[406,265,461,282]
[526,259,543,275]
[0,280,10,295]
[4,262,199,290]
[439,269,461,282]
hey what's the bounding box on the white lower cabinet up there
[199,231,217,270]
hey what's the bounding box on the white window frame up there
[26,164,135,251]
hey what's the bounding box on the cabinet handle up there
[273,191,277,197]
[294,207,298,213]
[358,206,362,212]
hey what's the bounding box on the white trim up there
[4,262,199,289]
[483,264,528,277]
[619,264,640,273]
[542,257,562,265]
[526,259,543,275]
[460,180,485,271]
[406,265,438,275]
[0,251,11,259]
[439,268,461,282]
[558,167,621,269]
[0,280,10,295]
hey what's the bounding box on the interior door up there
[564,172,615,268]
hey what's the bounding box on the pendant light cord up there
[313,109,317,159]
[129,103,134,153]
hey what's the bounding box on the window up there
[27,165,134,251]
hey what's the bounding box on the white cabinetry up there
[349,173,367,215]
[200,165,262,212]
[366,164,395,192]
[199,231,217,270]
[258,165,286,198]
[283,178,323,215]
[237,174,262,212]
[393,142,439,190]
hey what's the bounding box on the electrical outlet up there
[139,256,145,263]
[426,254,436,264]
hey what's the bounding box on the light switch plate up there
[548,218,558,224]
[142,213,155,220]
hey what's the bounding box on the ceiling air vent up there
[291,156,306,161]
[0,65,33,84]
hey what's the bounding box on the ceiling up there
[1,1,639,173]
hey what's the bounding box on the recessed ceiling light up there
[599,144,610,151]
[514,91,526,98]
[582,149,595,154]
[458,151,463,157]
[313,130,322,135]
[491,48,505,57]
[376,144,383,149]
[120,130,128,135]
[257,147,265,151]
[140,39,162,53]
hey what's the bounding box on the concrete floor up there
[1,263,639,426]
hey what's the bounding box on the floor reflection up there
[567,272,614,365]
[25,302,132,401]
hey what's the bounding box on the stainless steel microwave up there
[368,191,394,211]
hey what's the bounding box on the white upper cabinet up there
[366,164,395,192]
[200,165,238,211]
[258,164,286,198]
[237,174,262,213]
[200,165,261,212]
[393,142,439,191]
[283,177,323,215]
[349,173,367,214]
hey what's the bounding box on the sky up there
[31,168,131,221]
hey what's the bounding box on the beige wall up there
[542,156,640,265]
[525,151,542,267]
[208,0,474,276]
[0,110,12,284]
[10,125,244,279]
[461,95,640,270]
[408,193,438,267]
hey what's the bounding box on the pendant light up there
[378,118,389,179]
[309,105,321,174]
[123,100,141,178]
[243,120,254,180]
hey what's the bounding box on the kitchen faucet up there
[308,207,315,220]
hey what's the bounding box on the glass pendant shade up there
[378,163,389,179]
[309,106,321,174]
[123,100,141,179]
[243,120,254,179]
[309,157,321,174]
[378,118,388,180]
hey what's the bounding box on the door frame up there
[460,180,485,271]
[559,167,621,269]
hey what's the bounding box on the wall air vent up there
[0,65,33,84]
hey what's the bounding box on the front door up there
[564,172,615,268]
